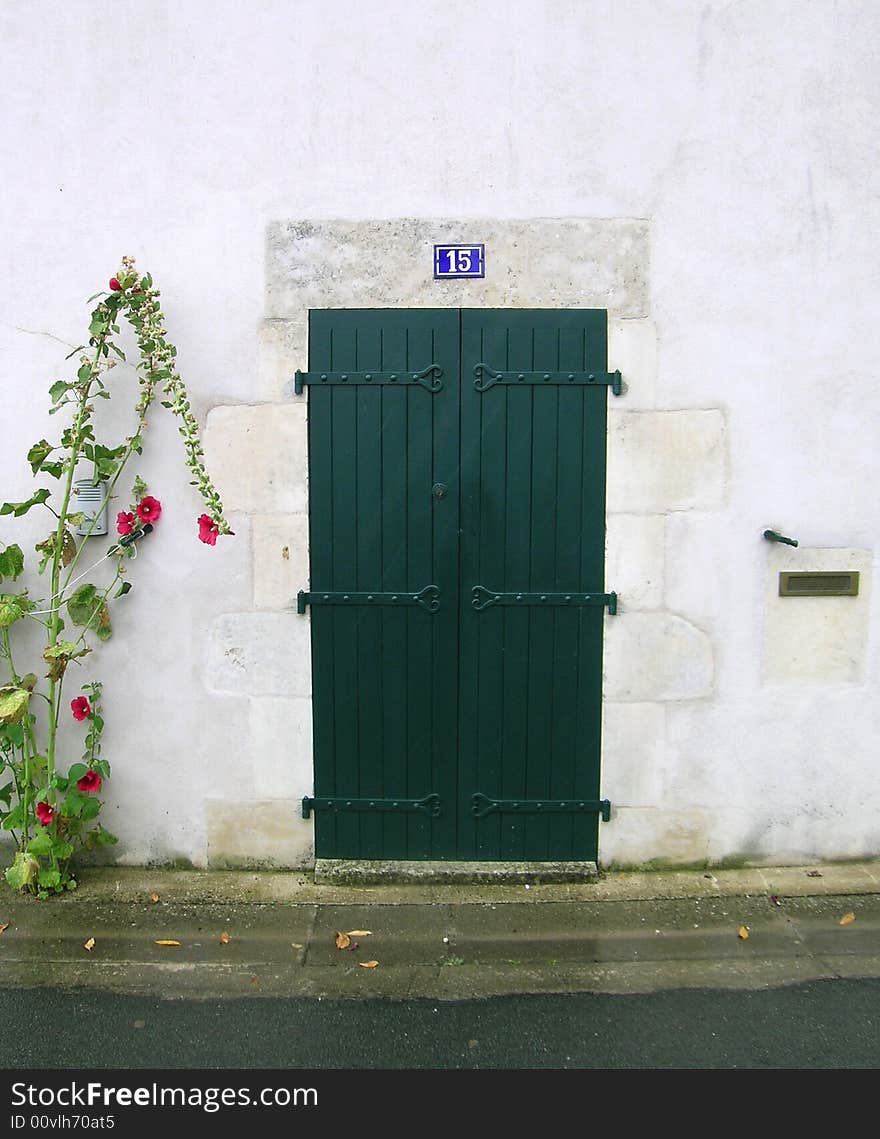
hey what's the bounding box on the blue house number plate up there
[434,244,485,279]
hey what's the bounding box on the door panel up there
[306,308,609,862]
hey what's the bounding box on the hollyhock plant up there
[198,513,220,546]
[2,256,231,898]
[35,802,55,827]
[70,696,91,721]
[135,495,162,523]
[76,770,102,794]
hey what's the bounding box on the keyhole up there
[432,483,448,500]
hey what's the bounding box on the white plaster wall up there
[1,0,877,867]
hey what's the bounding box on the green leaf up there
[2,802,24,830]
[51,839,74,860]
[49,380,70,402]
[0,592,32,628]
[0,782,13,805]
[66,583,112,640]
[0,686,30,724]
[81,796,100,821]
[61,791,87,816]
[27,439,54,474]
[114,581,132,598]
[0,544,24,581]
[37,867,61,890]
[0,488,51,517]
[92,826,117,846]
[67,763,87,781]
[26,831,53,855]
[5,851,39,890]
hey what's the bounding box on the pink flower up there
[70,696,91,721]
[36,801,54,826]
[198,513,220,546]
[116,511,135,535]
[135,495,161,523]
[76,770,102,794]
[109,277,121,291]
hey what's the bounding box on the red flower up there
[135,495,161,523]
[76,770,102,794]
[70,696,91,721]
[35,801,54,826]
[109,277,121,291]
[198,513,220,546]
[116,511,135,535]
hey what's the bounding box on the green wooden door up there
[300,308,614,862]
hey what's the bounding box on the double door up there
[299,308,616,862]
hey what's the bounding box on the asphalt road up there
[1,977,878,1071]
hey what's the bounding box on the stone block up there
[205,611,312,697]
[607,409,727,513]
[606,513,664,609]
[604,612,713,701]
[252,513,310,608]
[601,702,667,807]
[762,547,871,683]
[608,317,657,407]
[203,404,307,514]
[250,696,314,798]
[206,799,314,869]
[266,218,650,318]
[257,316,307,401]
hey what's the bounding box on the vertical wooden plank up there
[546,324,585,860]
[378,322,409,859]
[305,312,335,859]
[500,323,533,861]
[429,311,462,859]
[474,323,507,859]
[523,324,558,861]
[354,324,383,858]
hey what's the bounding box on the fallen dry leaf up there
[769,895,781,907]
[154,939,181,946]
[358,960,379,969]
[291,943,303,950]
[839,912,856,926]
[335,931,351,950]
[346,930,372,937]
[806,870,823,878]
[149,892,160,904]
[738,926,750,940]
[0,922,9,935]
[83,937,95,951]
[219,932,230,945]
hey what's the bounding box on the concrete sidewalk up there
[1,861,879,1000]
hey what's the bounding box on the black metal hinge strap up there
[294,364,443,395]
[472,586,617,615]
[298,585,440,614]
[473,362,622,396]
[302,794,441,820]
[471,793,611,822]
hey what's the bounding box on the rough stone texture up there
[266,218,650,318]
[205,612,312,698]
[206,800,314,869]
[606,410,727,513]
[604,613,713,701]
[608,318,657,408]
[314,859,598,885]
[252,513,310,609]
[249,695,314,798]
[600,807,712,867]
[606,513,665,609]
[257,316,307,402]
[601,702,668,807]
[762,547,872,684]
[203,404,307,514]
